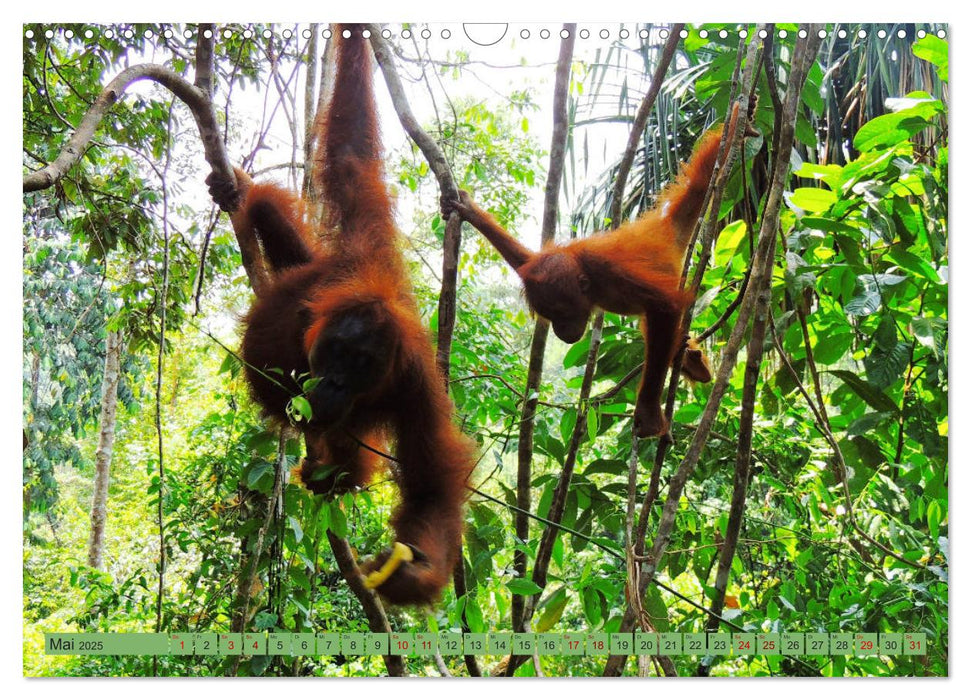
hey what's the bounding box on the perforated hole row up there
[23,25,948,45]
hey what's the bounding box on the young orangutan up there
[445,122,737,437]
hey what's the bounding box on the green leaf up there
[582,586,603,628]
[789,187,837,213]
[913,35,948,81]
[289,396,313,423]
[328,503,347,538]
[864,341,910,389]
[926,499,942,539]
[246,461,273,489]
[828,370,900,415]
[811,330,853,365]
[465,596,485,633]
[535,588,568,632]
[218,351,241,376]
[288,516,303,543]
[563,334,591,368]
[713,220,747,267]
[508,578,542,596]
[853,100,943,152]
[911,317,940,356]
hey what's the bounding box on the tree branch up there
[511,23,575,638]
[22,40,270,293]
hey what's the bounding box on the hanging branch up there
[229,429,289,676]
[605,25,825,679]
[22,25,268,294]
[325,531,407,676]
[510,24,576,637]
[637,28,759,590]
[643,26,823,583]
[151,99,176,678]
[768,323,926,570]
[368,24,464,380]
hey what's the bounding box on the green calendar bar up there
[659,633,682,655]
[389,632,415,656]
[609,633,633,655]
[42,631,931,657]
[733,633,756,656]
[343,633,367,656]
[830,633,853,655]
[562,632,584,656]
[587,633,609,656]
[242,632,265,656]
[904,633,927,655]
[291,633,315,655]
[855,633,878,656]
[488,632,512,655]
[880,633,903,655]
[316,633,339,655]
[684,633,707,655]
[758,633,781,656]
[219,633,243,655]
[169,633,193,655]
[634,632,658,655]
[414,633,438,656]
[806,633,829,656]
[364,633,390,655]
[267,633,290,655]
[464,633,487,655]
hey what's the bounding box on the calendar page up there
[22,20,948,680]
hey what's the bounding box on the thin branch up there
[511,24,576,636]
[325,531,406,676]
[609,25,684,225]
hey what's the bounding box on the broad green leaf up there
[246,461,273,490]
[913,35,948,81]
[289,396,313,422]
[845,289,881,317]
[507,578,543,596]
[828,370,900,415]
[536,589,568,632]
[854,99,943,152]
[789,187,837,213]
[328,502,347,538]
[713,220,747,266]
[582,586,603,628]
[927,500,942,539]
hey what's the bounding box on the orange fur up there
[449,116,736,437]
[209,25,474,606]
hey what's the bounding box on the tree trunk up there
[87,328,123,570]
